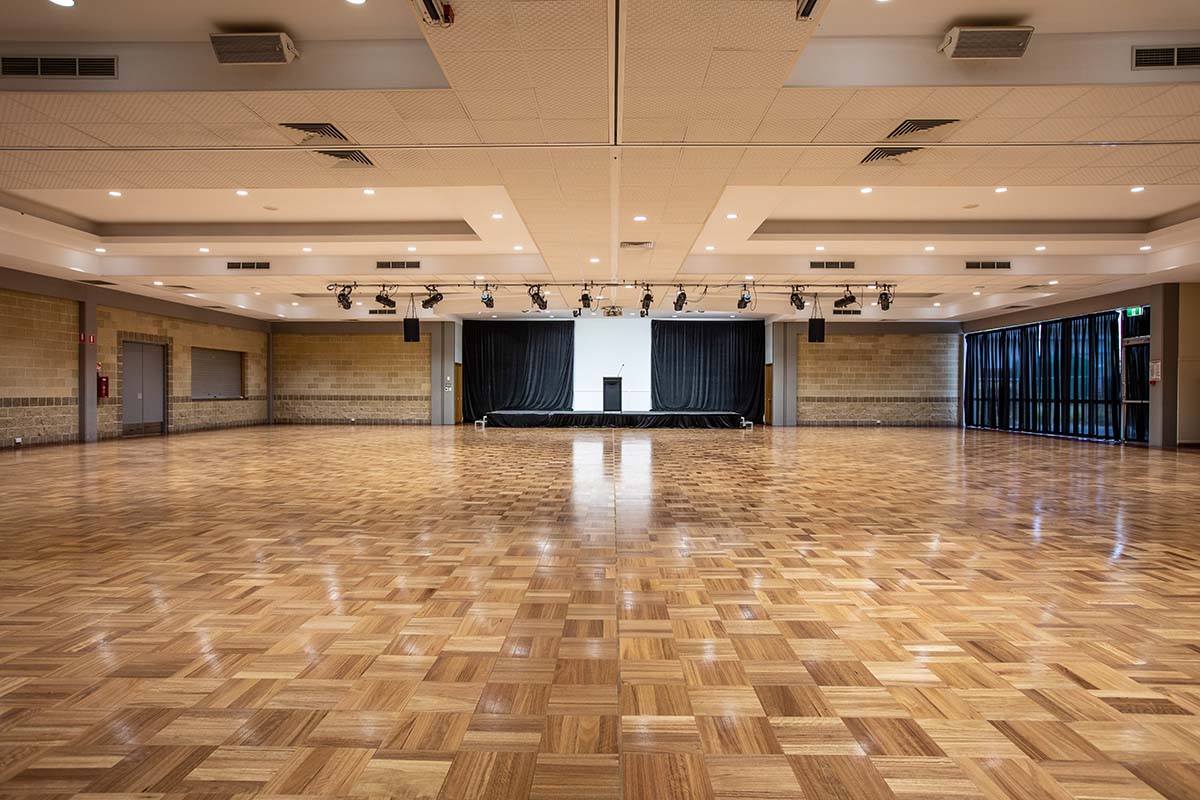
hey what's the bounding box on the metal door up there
[122,341,144,425]
[141,344,165,426]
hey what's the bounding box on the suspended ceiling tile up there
[1009,117,1109,142]
[11,93,125,124]
[403,118,481,144]
[943,117,1040,143]
[624,49,712,89]
[624,0,721,51]
[205,123,295,147]
[622,89,701,119]
[811,118,897,143]
[423,0,519,52]
[622,118,689,142]
[905,87,1013,119]
[685,118,761,143]
[0,97,56,124]
[1053,166,1140,185]
[1054,85,1172,118]
[92,93,185,124]
[457,90,541,121]
[303,92,404,123]
[1081,117,1180,142]
[160,93,262,124]
[535,86,609,120]
[764,88,856,120]
[1151,117,1200,140]
[382,90,469,120]
[703,50,797,89]
[471,119,547,143]
[512,0,608,51]
[138,124,230,147]
[4,123,107,148]
[976,86,1091,118]
[1124,84,1200,117]
[524,49,608,88]
[1110,164,1194,184]
[335,121,419,146]
[234,92,326,124]
[835,87,936,120]
[438,51,530,90]
[714,0,817,51]
[694,88,777,120]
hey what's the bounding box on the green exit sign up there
[1126,307,1144,317]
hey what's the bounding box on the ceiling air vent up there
[810,260,855,269]
[832,308,862,316]
[888,119,958,138]
[316,149,375,167]
[368,308,398,315]
[226,261,270,270]
[1,55,117,78]
[966,260,1012,270]
[377,261,421,269]
[861,146,922,164]
[620,241,655,250]
[939,26,1034,60]
[1132,45,1200,70]
[210,33,299,65]
[795,0,822,20]
[79,279,118,285]
[280,122,348,141]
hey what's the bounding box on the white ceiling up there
[1,0,425,42]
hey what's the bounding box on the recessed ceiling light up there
[235,189,249,197]
[237,304,247,309]
[475,275,485,280]
[152,280,163,286]
[362,188,376,195]
[1034,245,1046,251]
[1130,186,1145,193]
[93,247,106,253]
[106,190,122,197]
[277,314,285,318]
[356,301,363,306]
[871,301,878,306]
[815,245,825,251]
[1139,245,1152,251]
[866,283,877,290]
[346,0,366,4]
[972,290,982,296]
[725,213,738,220]
[302,247,312,253]
[291,301,300,306]
[513,245,524,251]
[186,293,198,298]
[49,0,75,6]
[491,212,504,219]
[729,314,736,318]
[994,187,1008,193]
[704,245,715,251]
[924,245,936,252]
[633,215,647,222]
[492,315,498,318]
[407,246,417,252]
[933,302,942,307]
[198,247,210,253]
[70,267,85,272]
[589,257,600,263]
[860,187,873,194]
[1048,280,1060,285]
[624,283,634,289]
[744,274,754,280]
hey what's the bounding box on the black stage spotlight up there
[673,287,687,312]
[878,287,893,311]
[421,286,443,309]
[580,286,592,309]
[789,287,806,311]
[641,287,653,312]
[480,286,494,308]
[529,285,548,310]
[737,286,752,310]
[336,285,353,310]
[833,286,856,309]
[375,291,396,309]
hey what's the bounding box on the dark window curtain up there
[965,310,1120,440]
[650,320,764,420]
[462,321,573,421]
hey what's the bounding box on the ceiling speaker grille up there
[940,26,1034,60]
[1,55,117,78]
[209,33,298,64]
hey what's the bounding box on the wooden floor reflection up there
[0,426,1198,799]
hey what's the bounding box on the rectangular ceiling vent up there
[888,119,959,138]
[368,308,398,315]
[163,284,195,290]
[966,260,1012,270]
[620,241,655,250]
[1,55,118,78]
[377,260,421,269]
[209,33,299,65]
[1132,45,1200,70]
[1005,305,1034,310]
[795,0,822,20]
[861,146,922,164]
[810,260,855,269]
[79,279,118,285]
[832,308,862,316]
[316,149,375,167]
[938,26,1034,60]
[226,261,270,270]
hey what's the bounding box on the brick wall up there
[272,333,431,424]
[797,332,961,426]
[0,288,78,447]
[96,306,269,437]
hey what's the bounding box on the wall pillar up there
[78,296,97,443]
[770,321,799,427]
[429,321,457,425]
[1150,283,1180,448]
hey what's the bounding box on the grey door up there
[121,342,165,434]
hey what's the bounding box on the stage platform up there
[482,410,749,429]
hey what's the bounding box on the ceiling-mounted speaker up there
[209,33,299,65]
[808,317,825,343]
[404,317,420,343]
[938,26,1034,60]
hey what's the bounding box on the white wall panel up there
[573,318,652,411]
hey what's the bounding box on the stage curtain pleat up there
[964,310,1120,440]
[650,320,765,421]
[462,321,574,421]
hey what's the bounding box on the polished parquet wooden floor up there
[1,426,1199,800]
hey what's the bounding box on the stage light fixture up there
[878,287,893,312]
[737,286,752,310]
[789,288,806,311]
[375,291,396,309]
[833,286,857,309]
[529,285,548,310]
[336,285,353,310]
[641,287,653,312]
[580,286,592,309]
[421,286,444,309]
[673,287,687,312]
[480,286,494,308]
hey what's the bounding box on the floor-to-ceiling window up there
[964,310,1122,440]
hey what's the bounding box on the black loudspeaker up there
[808,317,826,343]
[403,317,420,342]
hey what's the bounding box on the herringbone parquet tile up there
[0,426,1198,800]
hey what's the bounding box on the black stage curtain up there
[650,320,764,421]
[964,309,1120,439]
[462,320,574,421]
